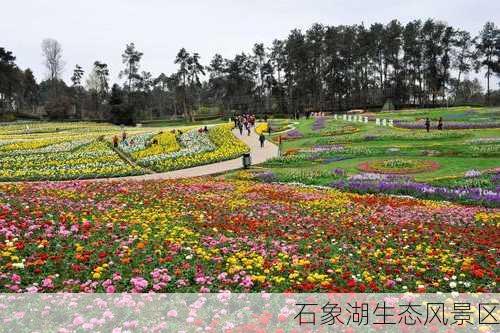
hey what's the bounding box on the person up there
[259,133,265,148]
[203,126,209,133]
[425,118,430,133]
[268,123,272,135]
[437,117,443,130]
[113,135,119,148]
[246,124,251,136]
[238,123,243,135]
[198,127,203,133]
[122,131,127,141]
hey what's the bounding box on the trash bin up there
[242,153,251,169]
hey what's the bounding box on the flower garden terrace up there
[0,177,498,293]
[0,121,248,181]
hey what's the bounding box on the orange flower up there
[121,257,131,264]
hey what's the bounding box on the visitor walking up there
[238,123,243,136]
[246,124,251,136]
[259,133,265,148]
[437,117,443,130]
[113,135,119,148]
[425,118,430,133]
[122,131,127,141]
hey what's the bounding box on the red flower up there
[472,269,484,279]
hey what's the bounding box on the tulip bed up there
[0,178,497,293]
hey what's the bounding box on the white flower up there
[449,281,457,289]
[12,262,24,269]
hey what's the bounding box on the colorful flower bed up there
[118,133,154,154]
[0,141,144,181]
[255,123,268,135]
[311,117,326,131]
[0,178,497,293]
[321,125,359,137]
[358,159,440,174]
[139,125,248,172]
[279,129,303,141]
[0,138,92,156]
[331,177,500,208]
[130,132,180,159]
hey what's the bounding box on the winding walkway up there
[90,127,279,182]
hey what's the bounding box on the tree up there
[451,30,476,101]
[23,69,39,112]
[70,65,85,118]
[120,43,143,95]
[476,22,500,105]
[41,38,64,98]
[175,48,192,121]
[71,65,84,87]
[109,83,134,125]
[86,61,109,110]
[0,47,21,113]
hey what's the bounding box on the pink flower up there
[106,285,116,293]
[73,315,85,326]
[11,274,21,284]
[167,310,178,318]
[42,277,54,289]
[385,279,396,289]
[130,277,148,292]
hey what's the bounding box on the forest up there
[1,19,499,123]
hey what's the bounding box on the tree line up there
[1,19,499,123]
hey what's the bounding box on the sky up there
[2,0,499,87]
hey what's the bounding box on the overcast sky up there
[2,0,499,86]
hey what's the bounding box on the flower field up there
[0,122,148,181]
[0,178,497,293]
[0,122,249,181]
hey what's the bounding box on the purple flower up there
[256,171,277,183]
[312,117,327,131]
[330,178,500,207]
[282,129,303,139]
